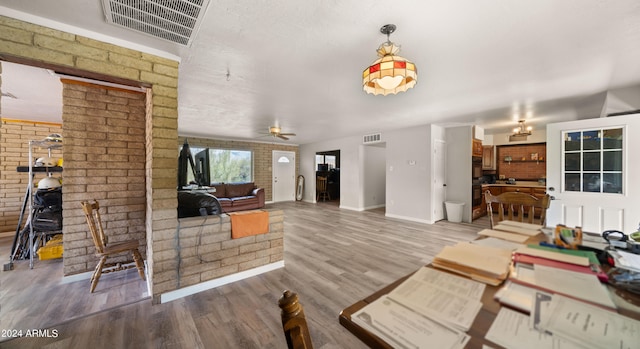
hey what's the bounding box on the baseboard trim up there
[363,204,386,210]
[61,270,94,284]
[338,205,363,211]
[385,212,434,225]
[160,260,285,303]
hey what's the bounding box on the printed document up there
[352,295,469,349]
[387,267,484,331]
[538,295,640,349]
[485,307,584,349]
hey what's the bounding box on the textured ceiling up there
[2,0,640,144]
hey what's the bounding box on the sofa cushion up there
[211,183,226,198]
[226,183,256,197]
[216,197,232,207]
[230,196,259,205]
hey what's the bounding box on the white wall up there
[385,125,433,223]
[445,126,472,222]
[299,135,363,210]
[362,144,386,209]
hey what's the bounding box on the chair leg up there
[132,249,146,281]
[90,256,107,293]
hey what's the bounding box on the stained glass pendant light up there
[363,24,417,95]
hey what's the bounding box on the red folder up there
[512,253,608,282]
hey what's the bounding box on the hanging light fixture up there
[509,120,533,141]
[363,24,417,96]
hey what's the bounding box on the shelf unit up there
[9,139,63,270]
[503,159,546,163]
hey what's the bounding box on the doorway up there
[272,150,296,202]
[315,150,340,203]
[433,140,447,221]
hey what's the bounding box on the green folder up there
[527,244,601,265]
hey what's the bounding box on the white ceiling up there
[1,0,640,144]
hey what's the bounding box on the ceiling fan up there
[261,126,296,140]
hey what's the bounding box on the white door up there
[546,113,640,234]
[432,140,446,221]
[272,151,296,202]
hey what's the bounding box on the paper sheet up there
[352,296,469,349]
[388,267,484,331]
[485,307,584,349]
[494,280,537,313]
[611,249,640,272]
[471,237,523,251]
[538,295,640,349]
[493,223,542,236]
[532,265,615,309]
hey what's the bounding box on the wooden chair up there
[484,190,551,229]
[316,176,330,202]
[81,200,146,293]
[278,290,314,349]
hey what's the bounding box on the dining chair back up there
[81,200,146,293]
[316,176,330,202]
[484,190,551,228]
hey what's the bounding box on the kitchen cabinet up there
[482,145,495,170]
[472,139,483,157]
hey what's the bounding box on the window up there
[180,146,252,185]
[208,149,253,183]
[563,128,623,194]
[315,154,336,170]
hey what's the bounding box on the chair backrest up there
[316,177,327,192]
[278,290,314,349]
[81,200,107,254]
[484,190,551,228]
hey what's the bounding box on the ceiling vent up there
[101,0,211,46]
[363,133,382,144]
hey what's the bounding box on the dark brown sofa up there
[210,182,265,213]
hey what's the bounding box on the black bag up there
[178,191,222,218]
[34,187,62,211]
[32,210,63,231]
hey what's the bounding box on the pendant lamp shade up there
[363,25,417,96]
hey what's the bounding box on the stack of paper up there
[387,267,485,331]
[351,268,481,348]
[470,237,523,251]
[478,221,547,246]
[352,296,470,349]
[504,247,616,309]
[535,294,640,349]
[494,220,543,234]
[512,245,608,282]
[489,293,640,349]
[433,242,512,285]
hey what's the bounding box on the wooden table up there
[339,266,640,349]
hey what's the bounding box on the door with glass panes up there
[546,113,640,233]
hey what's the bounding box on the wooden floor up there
[1,201,490,348]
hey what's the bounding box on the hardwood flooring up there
[1,201,490,348]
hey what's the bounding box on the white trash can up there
[445,201,465,223]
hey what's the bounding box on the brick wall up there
[1,15,178,302]
[0,119,63,234]
[60,81,147,275]
[496,143,546,180]
[178,136,299,201]
[154,209,284,296]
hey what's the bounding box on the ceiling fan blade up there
[277,135,289,140]
[279,133,296,136]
